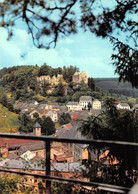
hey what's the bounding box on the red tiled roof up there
[0,138,41,149]
[56,158,67,162]
[72,113,78,120]
[114,101,120,104]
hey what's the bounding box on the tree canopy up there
[41,116,56,135]
[59,112,71,125]
[0,0,137,87]
[79,99,138,186]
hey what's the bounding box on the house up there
[30,108,45,119]
[53,124,77,162]
[28,102,39,110]
[92,99,101,109]
[66,102,82,111]
[56,105,67,111]
[116,103,130,110]
[0,123,42,157]
[79,96,92,110]
[30,109,41,119]
[21,108,32,115]
[45,110,59,122]
[73,144,88,162]
[14,101,39,112]
[38,104,47,110]
[53,122,89,162]
[18,142,45,158]
[72,111,90,121]
[20,150,43,162]
[20,150,36,161]
[45,102,59,110]
[0,138,43,156]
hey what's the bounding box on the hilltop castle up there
[72,71,88,85]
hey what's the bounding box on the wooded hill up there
[94,78,138,98]
[0,65,137,104]
[0,64,94,103]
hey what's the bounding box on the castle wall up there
[72,71,88,85]
[37,74,64,86]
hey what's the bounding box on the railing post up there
[46,140,51,194]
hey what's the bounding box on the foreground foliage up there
[80,99,138,187]
[0,175,35,194]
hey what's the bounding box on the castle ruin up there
[72,71,88,85]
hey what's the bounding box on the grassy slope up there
[0,104,20,133]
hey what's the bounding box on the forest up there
[0,64,98,103]
[95,78,138,99]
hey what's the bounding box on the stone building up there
[116,103,130,110]
[92,99,101,109]
[72,71,88,85]
[79,96,92,110]
[66,101,82,111]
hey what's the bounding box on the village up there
[0,71,137,192]
[0,0,137,192]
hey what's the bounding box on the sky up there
[0,2,118,78]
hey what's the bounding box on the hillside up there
[0,64,79,99]
[0,104,20,133]
[0,65,91,103]
[94,78,138,98]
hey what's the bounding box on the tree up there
[59,112,71,125]
[128,98,136,108]
[0,0,137,87]
[88,102,92,111]
[0,175,19,194]
[7,102,14,112]
[41,116,55,135]
[56,82,65,97]
[79,99,138,187]
[63,66,79,83]
[41,80,50,97]
[0,174,35,194]
[88,78,95,91]
[0,94,8,107]
[38,63,51,76]
[18,114,33,133]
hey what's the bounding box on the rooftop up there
[79,96,92,101]
[34,122,41,128]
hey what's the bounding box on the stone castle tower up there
[33,122,41,136]
[72,71,88,84]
